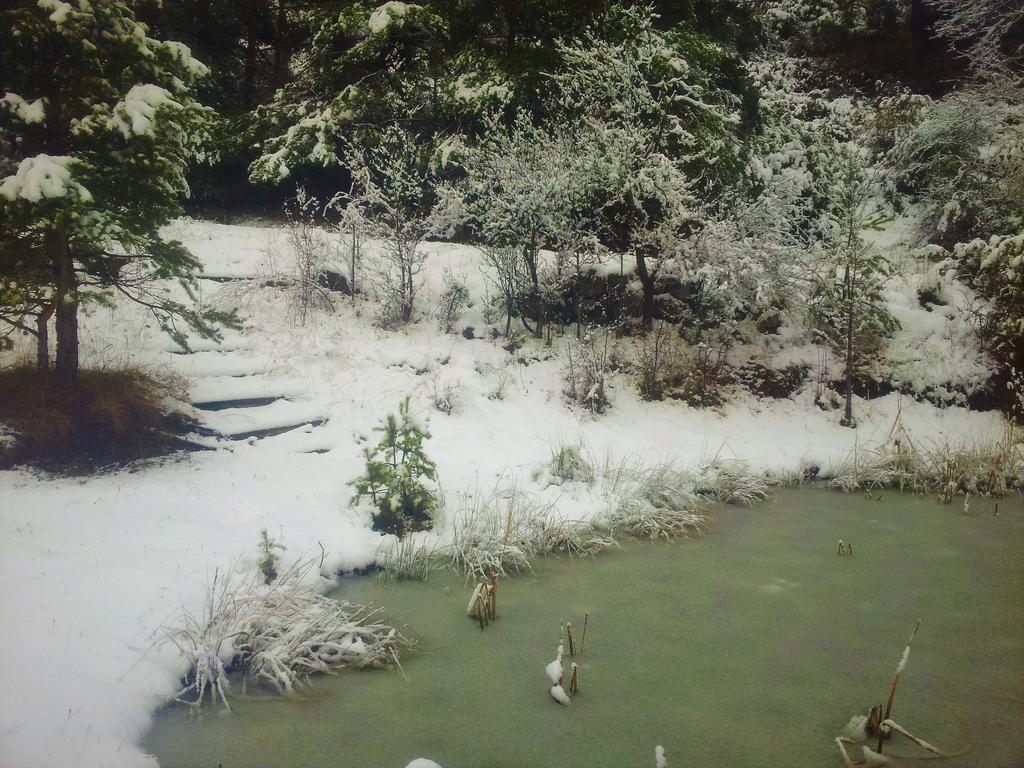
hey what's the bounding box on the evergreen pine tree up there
[0,0,234,378]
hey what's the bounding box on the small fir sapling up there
[258,528,285,584]
[350,397,438,536]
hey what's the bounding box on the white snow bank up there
[0,452,384,768]
[0,154,91,203]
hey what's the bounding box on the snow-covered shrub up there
[283,188,336,324]
[478,245,531,337]
[428,375,462,416]
[486,365,512,401]
[326,190,367,301]
[435,268,469,333]
[735,362,809,399]
[441,112,587,339]
[163,560,413,711]
[549,444,594,485]
[635,322,687,401]
[676,340,733,408]
[564,330,611,413]
[350,398,438,536]
[763,0,906,52]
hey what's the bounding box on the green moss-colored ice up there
[144,488,1024,768]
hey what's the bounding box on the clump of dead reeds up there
[448,487,616,580]
[161,559,413,712]
[377,536,442,581]
[829,427,1023,500]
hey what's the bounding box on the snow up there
[843,714,869,741]
[3,92,46,123]
[550,684,572,705]
[862,745,891,766]
[0,154,92,203]
[160,41,209,78]
[38,0,72,24]
[109,84,182,139]
[545,657,563,685]
[0,218,1011,768]
[896,645,911,675]
[368,2,418,34]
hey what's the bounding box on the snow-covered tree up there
[928,0,1024,81]
[346,125,436,325]
[551,5,739,331]
[0,0,231,378]
[444,111,588,338]
[807,150,897,427]
[951,233,1024,417]
[887,88,1024,245]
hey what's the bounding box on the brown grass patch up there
[0,365,193,473]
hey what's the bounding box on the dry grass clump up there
[0,365,190,472]
[606,463,707,540]
[162,560,413,712]
[449,488,616,580]
[549,443,594,484]
[378,537,443,581]
[830,430,1023,499]
[378,458,773,581]
[602,457,771,539]
[376,486,619,582]
[694,459,774,505]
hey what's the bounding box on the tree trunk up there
[908,0,930,55]
[35,298,56,371]
[842,263,854,427]
[524,239,542,339]
[350,222,358,300]
[635,251,655,331]
[272,0,290,87]
[243,25,257,110]
[51,232,79,379]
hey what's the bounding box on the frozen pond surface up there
[144,488,1024,768]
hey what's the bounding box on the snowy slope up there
[0,219,1008,768]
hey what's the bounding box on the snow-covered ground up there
[0,219,1008,768]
